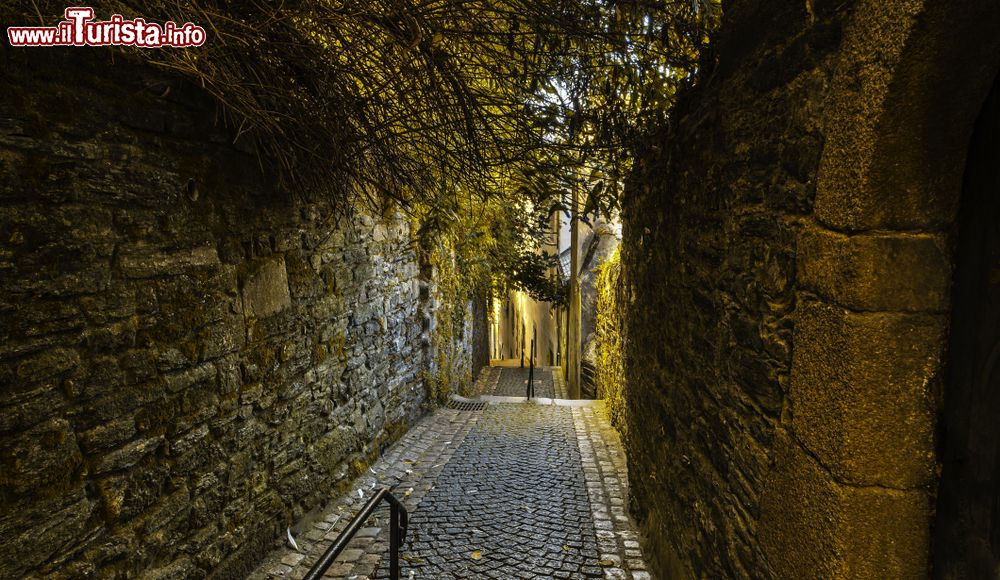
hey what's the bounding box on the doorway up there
[934,71,1000,578]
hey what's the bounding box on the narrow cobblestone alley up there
[250,367,648,579]
[11,5,993,575]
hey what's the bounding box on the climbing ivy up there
[595,246,626,436]
[424,239,475,404]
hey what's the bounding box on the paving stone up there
[319,561,352,577]
[337,548,364,563]
[264,563,292,577]
[280,553,305,567]
[376,404,600,578]
[466,366,502,397]
[356,527,381,538]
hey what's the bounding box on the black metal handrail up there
[303,486,408,580]
[526,337,535,399]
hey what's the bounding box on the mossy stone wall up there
[0,51,460,578]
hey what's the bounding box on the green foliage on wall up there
[595,246,626,437]
[424,242,475,405]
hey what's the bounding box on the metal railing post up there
[390,501,400,580]
[527,338,535,399]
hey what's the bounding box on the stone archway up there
[761,1,1000,577]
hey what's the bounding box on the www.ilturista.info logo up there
[7,7,206,47]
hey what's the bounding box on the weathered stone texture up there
[622,2,839,576]
[790,301,941,489]
[0,51,457,578]
[758,431,930,579]
[796,227,951,312]
[618,0,999,577]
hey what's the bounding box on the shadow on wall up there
[934,68,1000,579]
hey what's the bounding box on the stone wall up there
[0,50,459,578]
[471,289,491,377]
[622,4,831,573]
[622,0,1000,578]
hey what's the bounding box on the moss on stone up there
[312,343,328,365]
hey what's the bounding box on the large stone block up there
[163,362,217,394]
[91,436,164,475]
[790,299,941,488]
[15,347,80,382]
[240,256,292,319]
[813,0,942,232]
[95,463,169,522]
[797,225,951,312]
[760,430,930,579]
[79,417,138,454]
[118,245,221,279]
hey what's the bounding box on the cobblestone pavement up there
[249,369,647,580]
[492,367,554,398]
[468,363,566,399]
[378,404,599,579]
